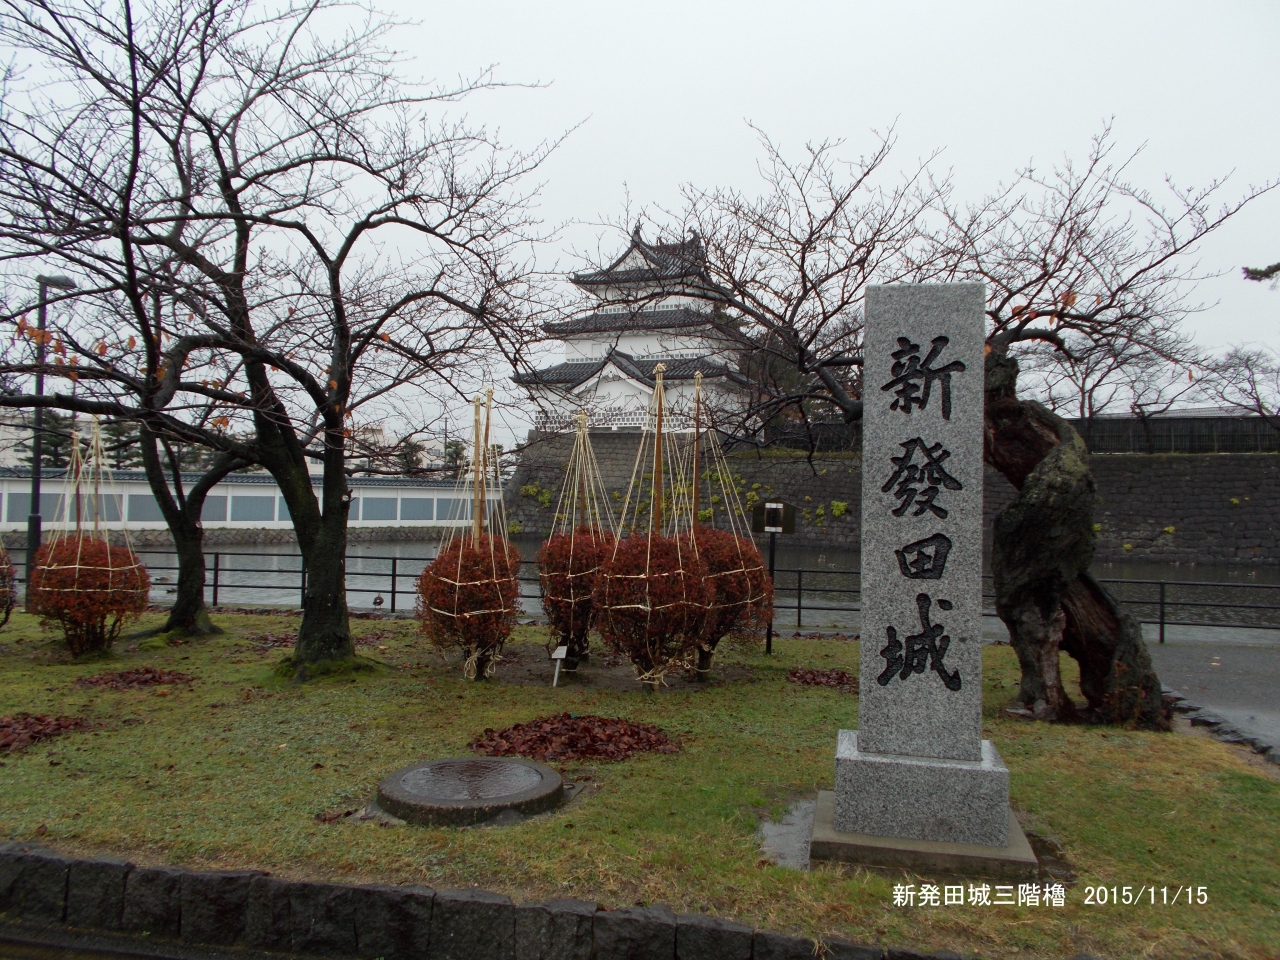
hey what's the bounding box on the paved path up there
[1145,632,1280,750]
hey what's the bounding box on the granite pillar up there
[834,282,1011,848]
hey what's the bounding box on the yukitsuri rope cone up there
[536,411,616,671]
[593,365,710,691]
[28,421,150,655]
[417,390,522,680]
[683,373,773,680]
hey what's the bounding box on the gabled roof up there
[513,350,749,390]
[512,357,608,388]
[570,226,706,288]
[544,305,714,337]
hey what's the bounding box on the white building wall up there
[0,474,501,531]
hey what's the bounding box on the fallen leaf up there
[786,668,859,695]
[471,713,679,763]
[75,667,196,690]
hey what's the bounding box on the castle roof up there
[570,226,706,288]
[544,305,714,337]
[513,350,748,390]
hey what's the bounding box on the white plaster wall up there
[575,374,649,407]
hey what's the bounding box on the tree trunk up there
[138,428,232,637]
[562,632,589,672]
[260,409,355,676]
[292,506,354,671]
[694,645,713,681]
[985,352,1167,729]
[163,515,220,636]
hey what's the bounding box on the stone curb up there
[1164,687,1280,765]
[0,842,1096,960]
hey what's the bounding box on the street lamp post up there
[26,274,76,602]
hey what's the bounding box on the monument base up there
[834,731,1009,846]
[810,791,1038,879]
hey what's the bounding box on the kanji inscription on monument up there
[833,282,1012,848]
[861,284,984,759]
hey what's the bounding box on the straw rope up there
[416,390,521,677]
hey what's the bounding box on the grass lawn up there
[1,610,1276,960]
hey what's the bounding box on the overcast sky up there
[383,0,1278,351]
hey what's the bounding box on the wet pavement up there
[1147,636,1280,750]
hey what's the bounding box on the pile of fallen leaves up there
[74,666,196,689]
[471,713,679,763]
[1,713,95,752]
[786,667,859,694]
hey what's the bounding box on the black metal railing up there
[13,550,1280,638]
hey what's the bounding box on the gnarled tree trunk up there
[985,352,1167,729]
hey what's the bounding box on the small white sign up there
[551,645,569,660]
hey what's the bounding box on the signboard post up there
[751,501,795,654]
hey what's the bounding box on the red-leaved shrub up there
[28,536,150,655]
[690,527,773,651]
[593,533,711,683]
[537,527,614,660]
[417,534,521,678]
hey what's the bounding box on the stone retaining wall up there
[506,433,1280,565]
[1,842,958,960]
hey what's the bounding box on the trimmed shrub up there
[593,533,711,685]
[537,527,614,662]
[28,535,150,655]
[690,527,773,662]
[417,534,521,679]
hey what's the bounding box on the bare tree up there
[1022,335,1142,433]
[921,127,1274,726]
[597,129,932,455]
[1200,260,1280,437]
[1124,358,1202,454]
[618,125,1273,728]
[0,0,549,672]
[1204,346,1280,431]
[1019,326,1199,451]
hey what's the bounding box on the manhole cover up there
[401,759,542,800]
[376,757,565,826]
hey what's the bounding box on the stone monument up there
[810,282,1036,875]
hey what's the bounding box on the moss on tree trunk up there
[985,352,1167,730]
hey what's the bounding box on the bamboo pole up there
[471,396,483,547]
[691,371,702,534]
[481,388,493,537]
[577,411,589,529]
[651,364,667,537]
